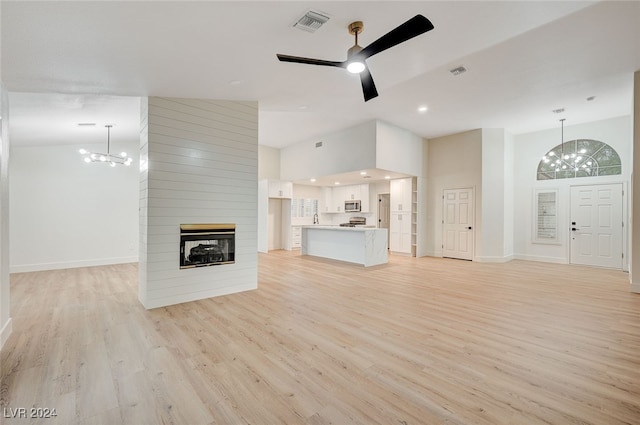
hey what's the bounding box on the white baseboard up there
[1,318,12,350]
[10,256,139,274]
[475,254,515,263]
[513,254,567,264]
[631,283,640,294]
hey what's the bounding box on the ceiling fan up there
[276,14,434,102]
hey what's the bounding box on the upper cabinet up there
[268,180,293,199]
[390,178,413,213]
[321,183,370,213]
[344,185,360,201]
[332,186,346,212]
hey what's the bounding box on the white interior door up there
[570,183,623,269]
[442,188,474,260]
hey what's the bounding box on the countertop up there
[300,225,381,232]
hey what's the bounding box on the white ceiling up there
[2,1,639,157]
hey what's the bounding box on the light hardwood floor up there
[2,251,640,424]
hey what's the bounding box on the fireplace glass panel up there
[180,224,235,269]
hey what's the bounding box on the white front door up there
[570,183,623,269]
[442,188,474,260]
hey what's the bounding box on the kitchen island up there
[300,225,388,267]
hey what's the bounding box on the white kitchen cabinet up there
[321,183,370,213]
[345,185,361,201]
[321,187,333,212]
[321,184,371,213]
[389,212,412,254]
[291,226,302,248]
[359,184,370,212]
[268,180,293,199]
[389,177,416,255]
[390,178,412,212]
[332,186,346,212]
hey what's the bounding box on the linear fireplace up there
[180,224,235,269]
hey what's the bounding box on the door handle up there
[571,227,580,231]
[467,226,472,230]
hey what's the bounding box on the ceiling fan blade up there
[276,54,345,68]
[358,14,434,59]
[360,67,378,102]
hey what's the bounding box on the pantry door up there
[442,188,474,260]
[569,183,623,269]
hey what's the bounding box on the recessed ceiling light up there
[418,105,428,113]
[299,105,308,110]
[310,178,316,182]
[229,80,242,86]
[334,182,340,185]
[360,171,367,175]
[384,176,391,180]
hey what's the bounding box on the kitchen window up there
[291,198,319,218]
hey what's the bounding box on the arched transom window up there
[537,139,621,180]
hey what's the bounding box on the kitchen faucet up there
[313,213,319,224]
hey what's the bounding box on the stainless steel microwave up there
[344,200,361,212]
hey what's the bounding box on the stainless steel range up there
[339,217,367,227]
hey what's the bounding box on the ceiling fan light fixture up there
[347,61,365,74]
[277,14,434,101]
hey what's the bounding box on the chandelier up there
[541,119,593,175]
[79,125,133,167]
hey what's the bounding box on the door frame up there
[377,192,391,247]
[441,186,476,261]
[568,181,627,271]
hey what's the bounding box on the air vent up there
[315,141,323,148]
[552,108,565,114]
[449,65,467,76]
[294,10,330,33]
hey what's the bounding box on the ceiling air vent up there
[449,65,467,76]
[294,10,330,33]
[315,141,323,148]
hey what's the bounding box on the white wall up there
[281,120,377,181]
[480,128,508,262]
[376,120,427,177]
[10,142,139,272]
[504,131,515,258]
[0,83,11,349]
[513,116,631,264]
[139,97,258,309]
[632,71,640,292]
[259,145,280,180]
[426,130,483,257]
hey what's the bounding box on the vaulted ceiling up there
[3,1,639,149]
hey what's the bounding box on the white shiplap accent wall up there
[139,97,258,309]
